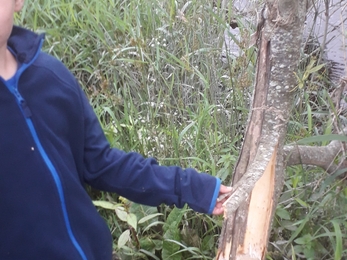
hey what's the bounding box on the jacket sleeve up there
[78,88,221,214]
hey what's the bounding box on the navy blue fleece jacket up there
[0,26,221,260]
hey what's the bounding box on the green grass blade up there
[331,220,343,260]
[296,134,347,145]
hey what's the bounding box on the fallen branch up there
[284,140,347,173]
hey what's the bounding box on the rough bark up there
[216,1,309,259]
[285,140,347,174]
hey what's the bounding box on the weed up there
[18,0,347,259]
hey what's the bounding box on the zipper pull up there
[19,99,32,117]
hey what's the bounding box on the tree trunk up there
[216,1,309,259]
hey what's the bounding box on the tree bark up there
[285,140,347,174]
[216,1,309,259]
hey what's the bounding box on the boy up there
[0,0,232,259]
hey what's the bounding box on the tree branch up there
[284,140,347,173]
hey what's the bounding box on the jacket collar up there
[8,26,45,64]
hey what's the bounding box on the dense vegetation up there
[18,0,347,259]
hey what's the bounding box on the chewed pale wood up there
[236,146,277,260]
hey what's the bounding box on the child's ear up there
[14,0,25,12]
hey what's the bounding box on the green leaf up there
[295,198,308,208]
[92,200,120,210]
[294,234,312,245]
[162,206,187,260]
[286,218,309,246]
[139,237,156,252]
[318,168,347,195]
[296,134,347,145]
[303,247,315,259]
[163,235,181,260]
[322,118,333,145]
[291,244,297,260]
[306,102,312,133]
[118,229,130,249]
[306,62,326,75]
[127,213,137,231]
[163,206,186,233]
[115,207,128,222]
[129,204,158,223]
[331,220,342,260]
[139,249,161,260]
[282,220,297,231]
[201,235,214,251]
[276,207,291,220]
[142,221,165,233]
[179,121,196,143]
[138,213,163,224]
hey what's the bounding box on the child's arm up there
[78,87,222,214]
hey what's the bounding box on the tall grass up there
[17,0,245,258]
[17,0,246,164]
[17,0,347,259]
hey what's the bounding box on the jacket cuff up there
[207,177,221,214]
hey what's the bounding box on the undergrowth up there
[17,0,347,259]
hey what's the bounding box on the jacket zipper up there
[5,41,88,260]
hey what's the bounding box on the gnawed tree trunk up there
[216,1,310,259]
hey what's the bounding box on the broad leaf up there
[115,207,128,222]
[162,206,187,260]
[118,229,130,249]
[92,200,120,210]
[127,213,137,231]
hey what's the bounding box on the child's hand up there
[212,185,232,215]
